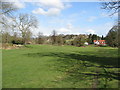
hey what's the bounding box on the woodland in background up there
[0,0,119,48]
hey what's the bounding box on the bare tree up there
[0,0,18,44]
[0,0,18,15]
[105,25,118,47]
[101,0,120,47]
[2,32,11,43]
[101,0,119,15]
[56,34,64,45]
[0,0,18,27]
[37,32,44,44]
[13,13,38,44]
[51,30,57,44]
[25,30,32,44]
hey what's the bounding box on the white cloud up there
[57,23,73,34]
[13,1,25,8]
[58,28,71,34]
[32,0,72,16]
[86,29,95,34]
[3,0,25,8]
[48,8,61,16]
[32,8,46,15]
[85,22,114,36]
[32,8,60,16]
[88,16,97,22]
[30,26,52,36]
[37,0,64,9]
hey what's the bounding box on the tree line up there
[2,28,105,47]
[0,0,119,48]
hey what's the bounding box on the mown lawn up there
[2,45,119,88]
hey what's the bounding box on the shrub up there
[11,39,24,45]
[98,44,108,47]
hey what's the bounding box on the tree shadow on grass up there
[25,52,119,68]
[24,51,119,88]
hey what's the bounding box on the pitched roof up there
[94,40,106,44]
[94,40,106,42]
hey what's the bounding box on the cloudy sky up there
[10,0,117,36]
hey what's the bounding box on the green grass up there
[2,45,119,88]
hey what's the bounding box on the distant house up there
[84,42,88,45]
[94,40,106,45]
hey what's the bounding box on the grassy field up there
[2,45,119,88]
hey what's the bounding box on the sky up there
[9,0,117,37]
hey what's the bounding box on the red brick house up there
[94,40,106,45]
